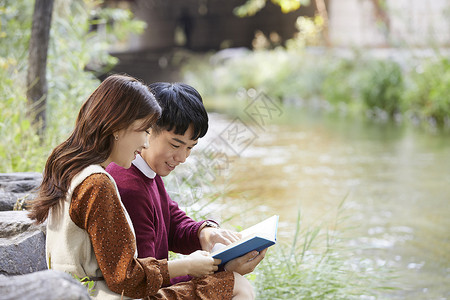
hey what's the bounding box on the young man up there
[106,82,266,290]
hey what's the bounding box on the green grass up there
[250,208,396,299]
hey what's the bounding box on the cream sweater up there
[46,165,137,300]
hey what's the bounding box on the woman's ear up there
[112,131,119,141]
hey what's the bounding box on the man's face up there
[141,125,197,177]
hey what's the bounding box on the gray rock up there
[0,172,41,211]
[0,269,91,300]
[0,178,90,300]
[0,211,46,276]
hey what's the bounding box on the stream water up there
[194,107,450,299]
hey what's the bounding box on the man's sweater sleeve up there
[118,178,160,259]
[157,177,203,254]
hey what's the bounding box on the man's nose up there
[174,150,187,163]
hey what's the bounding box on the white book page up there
[211,215,279,255]
[240,215,278,241]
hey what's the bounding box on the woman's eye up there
[145,130,150,135]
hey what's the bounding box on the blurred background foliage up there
[182,38,449,130]
[2,0,449,172]
[0,0,144,172]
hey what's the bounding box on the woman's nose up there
[143,136,149,149]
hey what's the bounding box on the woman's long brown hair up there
[28,75,161,224]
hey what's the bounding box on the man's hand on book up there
[224,248,268,275]
[199,227,241,252]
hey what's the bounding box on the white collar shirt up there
[132,154,156,179]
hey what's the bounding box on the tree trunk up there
[26,0,54,135]
[315,0,330,46]
[369,0,390,44]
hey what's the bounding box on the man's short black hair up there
[148,82,208,140]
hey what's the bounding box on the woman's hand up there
[168,250,221,278]
[185,250,221,277]
[224,248,267,275]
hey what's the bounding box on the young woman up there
[28,75,252,299]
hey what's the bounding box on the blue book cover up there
[212,215,279,266]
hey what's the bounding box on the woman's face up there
[141,125,197,177]
[108,119,150,169]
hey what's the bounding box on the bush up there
[321,58,359,105]
[0,65,47,171]
[402,57,450,127]
[182,49,328,102]
[183,47,450,130]
[358,59,404,117]
[0,1,45,171]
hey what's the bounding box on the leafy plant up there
[358,59,404,117]
[72,274,96,295]
[234,0,310,17]
[402,57,450,127]
[286,15,326,49]
[0,59,46,171]
[321,58,359,105]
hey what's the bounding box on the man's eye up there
[170,143,180,148]
[145,130,150,135]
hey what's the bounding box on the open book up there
[211,215,279,266]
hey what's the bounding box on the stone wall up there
[0,173,91,299]
[0,211,46,275]
[0,173,41,211]
[0,173,45,276]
